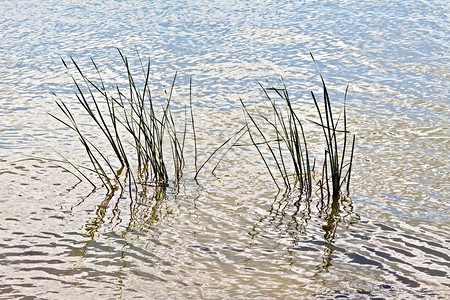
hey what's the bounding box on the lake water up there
[0,0,449,298]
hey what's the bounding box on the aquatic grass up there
[51,49,192,194]
[194,124,248,180]
[52,50,354,199]
[237,81,315,196]
[196,81,315,194]
[189,78,198,173]
[239,100,282,190]
[248,57,356,198]
[310,54,356,198]
[196,57,355,199]
[259,80,315,194]
[50,97,120,191]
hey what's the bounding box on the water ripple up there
[1,0,449,298]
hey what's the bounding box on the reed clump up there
[239,80,314,196]
[197,54,355,199]
[310,54,355,198]
[51,49,190,194]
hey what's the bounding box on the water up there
[1,0,449,298]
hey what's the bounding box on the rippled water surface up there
[1,0,449,299]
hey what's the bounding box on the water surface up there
[0,0,449,298]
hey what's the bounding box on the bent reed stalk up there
[51,49,192,194]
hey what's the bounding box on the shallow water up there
[1,0,449,299]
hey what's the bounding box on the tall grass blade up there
[52,50,193,194]
[189,78,198,173]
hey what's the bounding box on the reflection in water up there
[317,196,343,272]
[83,184,174,244]
[317,195,359,272]
[250,189,360,274]
[67,184,181,297]
[129,186,172,234]
[0,137,449,298]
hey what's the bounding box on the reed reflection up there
[316,194,359,272]
[78,183,179,258]
[250,190,359,272]
[128,185,172,234]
